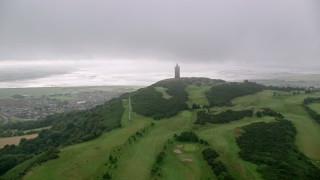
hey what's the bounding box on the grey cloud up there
[0,0,319,65]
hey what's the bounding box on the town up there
[0,87,137,123]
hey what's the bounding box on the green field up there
[155,86,172,99]
[2,81,320,179]
[185,84,211,107]
[309,103,320,114]
[161,142,215,180]
[24,100,148,179]
[23,100,211,179]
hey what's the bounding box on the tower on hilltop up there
[175,63,180,79]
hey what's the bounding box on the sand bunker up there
[174,148,182,154]
[177,144,184,148]
[181,158,193,162]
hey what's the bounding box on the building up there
[175,63,180,78]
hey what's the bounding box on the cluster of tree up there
[0,114,60,137]
[305,88,319,94]
[236,120,320,180]
[195,110,253,124]
[256,108,284,119]
[202,148,233,180]
[191,103,201,110]
[302,97,320,105]
[0,129,40,138]
[205,82,265,107]
[131,85,188,120]
[0,98,124,176]
[174,131,199,142]
[173,131,209,145]
[0,147,59,179]
[154,77,224,88]
[131,78,224,120]
[266,86,305,92]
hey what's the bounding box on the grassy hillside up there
[1,78,320,180]
[23,100,149,179]
[0,98,124,177]
[185,84,212,108]
[309,103,320,113]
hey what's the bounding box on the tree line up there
[302,97,320,124]
[205,82,265,107]
[256,108,284,119]
[202,148,233,180]
[103,123,155,180]
[195,109,253,124]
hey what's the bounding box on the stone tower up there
[175,63,180,79]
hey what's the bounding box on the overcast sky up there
[0,0,320,86]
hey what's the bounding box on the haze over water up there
[1,0,319,88]
[1,60,319,88]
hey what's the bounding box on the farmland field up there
[0,134,38,148]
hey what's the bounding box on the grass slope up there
[10,80,320,180]
[154,86,172,99]
[161,142,215,180]
[185,84,211,108]
[113,111,195,180]
[24,100,149,179]
[309,103,320,114]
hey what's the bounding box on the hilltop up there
[1,77,320,180]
